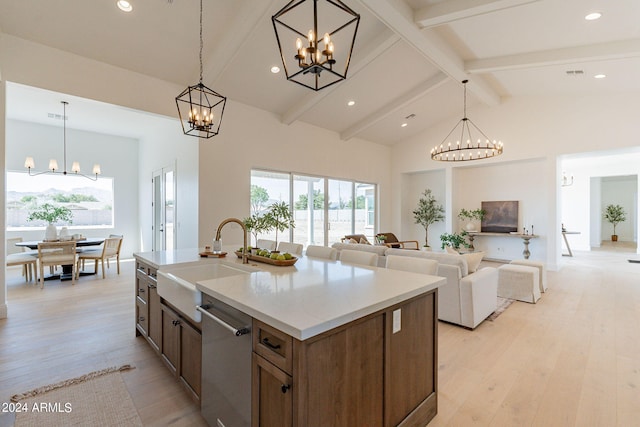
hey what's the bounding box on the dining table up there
[15,237,105,281]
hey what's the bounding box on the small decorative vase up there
[465,222,476,232]
[45,224,58,241]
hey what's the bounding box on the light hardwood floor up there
[1,251,639,426]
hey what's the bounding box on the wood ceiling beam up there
[281,31,401,126]
[340,72,448,141]
[202,0,280,84]
[466,39,640,73]
[415,0,541,29]
[357,0,500,106]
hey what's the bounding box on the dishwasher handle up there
[197,305,250,337]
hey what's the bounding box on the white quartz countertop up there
[134,249,445,341]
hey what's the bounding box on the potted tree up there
[413,189,445,250]
[604,204,626,242]
[243,213,270,253]
[265,201,295,250]
[458,208,486,232]
[27,203,73,241]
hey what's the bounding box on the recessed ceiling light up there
[401,123,408,128]
[584,12,602,21]
[270,66,280,74]
[594,74,606,79]
[347,100,355,107]
[117,0,133,12]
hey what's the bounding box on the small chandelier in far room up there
[24,101,101,181]
[175,0,227,139]
[272,0,360,91]
[430,80,503,162]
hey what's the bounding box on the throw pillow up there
[444,246,459,255]
[462,251,485,273]
[348,238,358,244]
[359,237,370,245]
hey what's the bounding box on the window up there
[6,171,115,230]
[251,169,376,248]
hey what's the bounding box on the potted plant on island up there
[413,189,445,250]
[243,212,271,253]
[604,204,626,242]
[265,201,295,250]
[458,208,486,232]
[27,203,73,241]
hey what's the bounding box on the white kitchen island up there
[134,249,445,427]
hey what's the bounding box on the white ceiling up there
[2,0,639,145]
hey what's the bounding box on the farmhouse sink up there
[157,261,258,322]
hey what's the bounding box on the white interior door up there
[152,165,176,251]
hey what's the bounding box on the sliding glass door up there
[251,169,376,248]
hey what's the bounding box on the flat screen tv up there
[481,201,519,233]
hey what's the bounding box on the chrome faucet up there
[215,217,248,264]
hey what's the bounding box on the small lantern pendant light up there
[175,0,227,138]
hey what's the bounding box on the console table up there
[562,231,580,257]
[467,232,538,259]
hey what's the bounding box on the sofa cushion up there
[385,248,469,277]
[462,251,484,273]
[332,242,387,256]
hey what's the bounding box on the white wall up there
[197,100,392,248]
[392,94,640,270]
[5,119,140,256]
[600,176,637,242]
[400,170,446,248]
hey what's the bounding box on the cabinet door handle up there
[138,288,145,293]
[139,316,145,322]
[172,320,181,326]
[281,384,291,394]
[262,337,281,350]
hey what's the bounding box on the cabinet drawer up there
[253,320,293,375]
[136,276,148,302]
[136,296,148,334]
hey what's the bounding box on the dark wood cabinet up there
[134,257,201,402]
[251,291,437,427]
[161,303,202,399]
[252,353,292,427]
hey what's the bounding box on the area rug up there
[487,297,515,321]
[10,364,142,427]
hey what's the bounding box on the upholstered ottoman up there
[497,264,540,303]
[510,259,547,292]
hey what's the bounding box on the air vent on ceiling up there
[47,113,67,120]
[566,70,584,76]
[405,113,416,120]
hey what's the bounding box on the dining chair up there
[339,249,378,267]
[277,241,303,256]
[6,237,37,283]
[385,255,438,275]
[37,241,77,288]
[107,234,124,270]
[256,239,277,251]
[77,236,122,279]
[305,245,338,261]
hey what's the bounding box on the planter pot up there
[420,246,432,252]
[464,222,476,232]
[44,224,58,241]
[611,235,618,242]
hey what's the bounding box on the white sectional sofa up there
[385,248,498,329]
[331,242,388,267]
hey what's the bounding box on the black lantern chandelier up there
[175,0,227,138]
[430,80,503,162]
[272,0,360,91]
[24,101,102,181]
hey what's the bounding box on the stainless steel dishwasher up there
[197,295,252,427]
